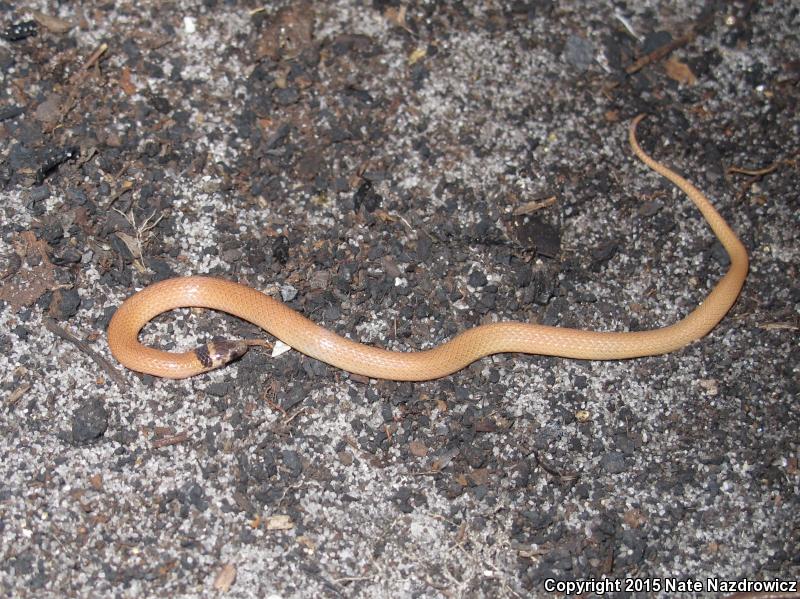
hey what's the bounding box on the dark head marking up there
[194,344,213,368]
[193,340,249,372]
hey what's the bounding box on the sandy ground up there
[0,1,797,597]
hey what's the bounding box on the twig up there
[113,208,165,269]
[1,252,22,280]
[625,10,715,75]
[626,30,697,74]
[727,159,780,201]
[512,195,556,216]
[533,450,580,482]
[265,397,287,416]
[43,317,127,389]
[332,575,374,584]
[758,322,799,331]
[5,382,31,407]
[152,430,190,448]
[83,42,108,71]
[284,406,307,425]
[54,43,111,130]
[105,180,134,209]
[407,470,443,476]
[727,162,780,177]
[245,338,273,349]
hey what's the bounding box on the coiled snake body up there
[107,116,749,380]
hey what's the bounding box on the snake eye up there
[193,340,249,371]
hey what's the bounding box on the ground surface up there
[0,1,798,598]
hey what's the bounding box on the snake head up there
[193,339,249,372]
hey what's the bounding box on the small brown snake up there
[107,115,749,380]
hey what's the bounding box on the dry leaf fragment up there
[409,440,428,457]
[32,11,74,33]
[89,474,104,491]
[430,448,459,471]
[468,468,490,486]
[408,47,427,65]
[385,6,413,34]
[664,57,697,85]
[114,231,143,261]
[623,508,647,528]
[119,67,136,95]
[373,209,399,223]
[255,2,315,60]
[0,265,57,308]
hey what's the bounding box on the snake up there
[107,115,749,380]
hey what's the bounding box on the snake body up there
[107,116,749,380]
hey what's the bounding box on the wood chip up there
[297,535,317,552]
[264,514,294,531]
[271,339,292,357]
[698,378,719,396]
[213,563,237,592]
